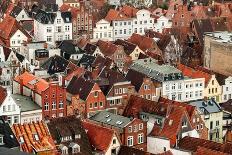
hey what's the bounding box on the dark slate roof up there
[221,99,232,113]
[46,116,92,155]
[157,35,171,51]
[214,72,228,86]
[0,116,19,148]
[58,40,77,55]
[67,76,95,100]
[84,43,98,55]
[61,11,72,23]
[77,54,96,68]
[192,19,213,44]
[34,9,56,24]
[41,55,69,74]
[10,6,23,18]
[126,69,146,92]
[0,147,32,155]
[114,39,136,55]
[15,52,25,63]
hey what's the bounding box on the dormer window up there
[0,135,3,145]
[34,134,39,141]
[19,136,24,144]
[182,121,187,127]
[57,19,61,24]
[94,91,98,97]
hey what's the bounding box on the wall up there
[147,136,170,154]
[105,134,121,155]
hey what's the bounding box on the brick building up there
[66,76,106,118]
[13,72,67,119]
[89,111,147,151]
[172,5,193,28]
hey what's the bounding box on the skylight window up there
[106,119,111,122]
[19,136,24,144]
[34,134,39,141]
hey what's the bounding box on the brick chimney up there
[19,78,24,95]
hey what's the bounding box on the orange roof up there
[196,147,229,155]
[120,5,138,18]
[128,33,157,52]
[82,121,117,153]
[12,121,57,154]
[177,63,210,85]
[97,40,120,56]
[105,9,130,22]
[14,72,49,94]
[64,67,85,81]
[60,4,79,18]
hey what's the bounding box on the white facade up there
[21,109,42,124]
[132,9,154,35]
[0,94,21,126]
[93,9,155,41]
[15,9,32,22]
[10,30,28,51]
[221,76,232,102]
[93,19,113,42]
[154,16,172,33]
[162,77,205,102]
[104,133,121,155]
[34,11,72,45]
[0,45,4,62]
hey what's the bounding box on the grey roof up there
[10,6,23,18]
[129,58,183,82]
[11,94,41,112]
[0,147,32,155]
[89,111,132,129]
[189,99,222,114]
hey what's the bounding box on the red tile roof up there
[97,40,120,56]
[195,146,229,155]
[0,16,31,41]
[12,121,57,154]
[0,86,7,106]
[14,72,49,94]
[120,5,138,18]
[60,4,79,19]
[177,63,210,85]
[178,136,232,154]
[151,106,192,146]
[128,33,158,52]
[105,9,129,22]
[82,121,118,153]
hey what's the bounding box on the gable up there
[11,29,27,40]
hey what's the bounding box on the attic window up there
[169,120,173,126]
[19,136,24,144]
[106,119,111,122]
[66,17,70,22]
[34,134,39,141]
[116,121,123,125]
[182,121,187,127]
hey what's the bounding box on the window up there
[166,84,169,90]
[134,125,138,132]
[14,116,19,123]
[216,132,219,138]
[65,25,70,31]
[138,134,144,144]
[127,136,133,146]
[57,19,61,23]
[178,94,181,100]
[182,121,187,127]
[128,126,132,133]
[113,138,116,144]
[115,89,118,94]
[52,102,56,110]
[224,94,227,101]
[94,102,98,108]
[99,102,103,107]
[212,80,214,85]
[208,89,211,94]
[172,84,176,90]
[226,87,229,91]
[89,103,93,109]
[3,106,6,112]
[139,123,143,130]
[201,124,203,129]
[115,23,117,26]
[210,121,213,129]
[94,91,98,97]
[56,26,62,32]
[144,85,150,90]
[65,35,70,40]
[59,101,63,109]
[164,147,166,152]
[196,125,199,130]
[44,102,49,111]
[178,83,182,89]
[7,116,11,125]
[134,28,137,33]
[47,27,52,32]
[46,36,52,42]
[119,88,123,94]
[216,120,219,126]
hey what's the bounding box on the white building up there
[154,16,172,33]
[221,76,232,102]
[11,94,42,124]
[0,89,20,126]
[93,19,113,42]
[34,10,72,46]
[93,7,155,41]
[10,6,32,22]
[129,58,205,102]
[132,9,154,35]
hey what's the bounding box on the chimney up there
[19,78,24,95]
